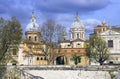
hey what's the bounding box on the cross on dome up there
[31,11,36,23]
[75,12,80,22]
[71,12,84,29]
[26,12,39,32]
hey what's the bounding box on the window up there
[41,57,43,60]
[29,36,31,41]
[37,57,39,61]
[77,33,79,39]
[13,49,16,55]
[77,43,80,45]
[108,40,113,47]
[68,44,70,46]
[34,36,37,41]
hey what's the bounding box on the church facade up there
[10,12,48,65]
[90,21,120,64]
[54,15,88,66]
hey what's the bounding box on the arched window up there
[41,57,43,60]
[77,33,79,39]
[29,36,31,41]
[34,36,37,41]
[37,57,39,61]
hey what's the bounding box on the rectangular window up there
[13,49,17,55]
[108,40,113,47]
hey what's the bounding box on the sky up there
[0,0,120,39]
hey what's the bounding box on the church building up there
[9,12,88,66]
[54,14,88,66]
[90,21,120,64]
[16,12,48,65]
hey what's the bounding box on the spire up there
[75,12,79,22]
[102,18,107,26]
[31,11,36,23]
[71,12,84,29]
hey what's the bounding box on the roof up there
[111,27,120,33]
[61,40,70,43]
[26,12,40,32]
[71,15,84,29]
[72,39,84,42]
[61,38,84,43]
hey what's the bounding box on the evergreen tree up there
[71,53,81,65]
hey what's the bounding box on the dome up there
[26,12,40,32]
[26,22,39,32]
[71,16,84,29]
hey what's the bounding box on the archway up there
[56,56,65,65]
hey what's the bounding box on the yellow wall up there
[78,55,88,66]
[34,56,47,65]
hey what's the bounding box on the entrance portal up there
[56,56,65,65]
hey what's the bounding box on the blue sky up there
[0,0,120,39]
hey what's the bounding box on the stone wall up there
[26,70,111,79]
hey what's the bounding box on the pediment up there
[100,29,120,35]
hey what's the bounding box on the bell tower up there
[25,12,40,43]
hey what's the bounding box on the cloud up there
[82,19,101,30]
[0,0,112,39]
[0,0,110,22]
[82,19,101,39]
[35,0,110,14]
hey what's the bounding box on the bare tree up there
[41,19,66,65]
[86,35,109,65]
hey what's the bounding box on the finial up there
[75,11,79,22]
[31,11,36,22]
[102,17,107,26]
[32,11,35,18]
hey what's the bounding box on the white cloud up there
[82,19,101,30]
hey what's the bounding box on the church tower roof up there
[102,19,107,27]
[26,12,39,32]
[71,13,84,29]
